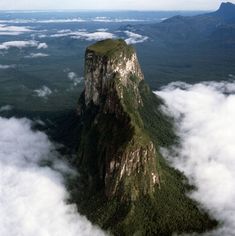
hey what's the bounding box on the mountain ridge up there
[214,2,235,18]
[126,2,235,46]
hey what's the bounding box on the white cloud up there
[58,29,72,33]
[51,29,116,41]
[0,31,23,36]
[49,29,147,44]
[0,40,48,50]
[0,19,41,24]
[38,34,47,38]
[0,40,37,50]
[71,31,116,41]
[124,31,148,44]
[37,42,48,49]
[0,18,147,24]
[228,74,235,79]
[91,17,145,22]
[0,23,32,35]
[34,86,52,98]
[0,105,13,112]
[92,17,109,22]
[25,53,49,58]
[68,72,83,86]
[50,31,74,38]
[50,29,84,38]
[0,116,106,236]
[0,19,85,24]
[38,18,85,23]
[0,64,15,69]
[0,24,32,32]
[156,81,235,235]
[97,28,109,32]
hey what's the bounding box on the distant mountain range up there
[122,2,235,88]
[212,2,235,21]
[128,2,235,46]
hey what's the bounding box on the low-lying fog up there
[0,117,106,236]
[156,81,235,236]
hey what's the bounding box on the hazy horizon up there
[0,0,234,11]
[0,9,210,12]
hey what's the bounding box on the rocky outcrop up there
[84,43,143,106]
[71,39,217,236]
[76,39,159,201]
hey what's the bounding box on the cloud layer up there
[0,116,106,236]
[0,64,15,69]
[34,86,52,98]
[0,40,48,50]
[0,105,13,112]
[68,72,83,86]
[25,52,49,58]
[50,29,116,41]
[0,23,32,35]
[49,29,148,44]
[0,18,147,24]
[156,81,235,235]
[124,31,148,44]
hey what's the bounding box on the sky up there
[0,0,235,11]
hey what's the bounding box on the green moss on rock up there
[87,39,134,59]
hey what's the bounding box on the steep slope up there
[70,39,217,235]
[76,39,159,201]
[213,2,235,21]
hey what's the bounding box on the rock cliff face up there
[72,39,217,235]
[77,39,159,201]
[84,41,143,106]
